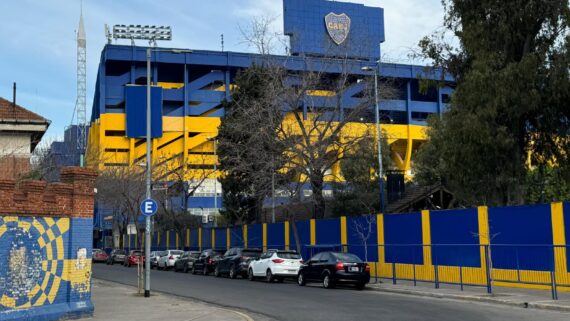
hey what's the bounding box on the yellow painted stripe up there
[377,213,385,263]
[166,232,170,248]
[551,202,568,276]
[198,228,202,250]
[212,229,216,249]
[284,221,290,251]
[421,210,432,265]
[186,229,190,248]
[340,216,347,246]
[263,223,267,252]
[157,231,160,247]
[176,233,179,249]
[227,227,231,249]
[243,225,248,248]
[310,219,316,246]
[478,206,490,277]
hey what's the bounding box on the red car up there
[92,249,109,263]
[123,250,145,267]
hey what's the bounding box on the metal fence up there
[305,244,569,300]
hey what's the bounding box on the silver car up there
[157,250,184,270]
[149,251,162,269]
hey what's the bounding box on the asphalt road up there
[93,264,568,321]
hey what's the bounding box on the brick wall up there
[0,155,30,180]
[0,167,97,321]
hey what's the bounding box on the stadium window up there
[105,130,126,137]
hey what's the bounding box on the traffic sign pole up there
[144,47,152,298]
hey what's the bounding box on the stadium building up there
[88,0,454,241]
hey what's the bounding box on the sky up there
[0,0,445,142]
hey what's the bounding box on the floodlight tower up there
[76,3,87,166]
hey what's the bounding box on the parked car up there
[123,250,145,267]
[192,249,224,275]
[215,248,262,279]
[174,251,201,273]
[149,251,162,269]
[92,249,109,263]
[248,250,303,282]
[297,252,370,289]
[157,250,184,270]
[106,249,126,265]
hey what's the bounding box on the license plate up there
[350,267,359,272]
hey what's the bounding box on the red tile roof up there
[0,97,49,123]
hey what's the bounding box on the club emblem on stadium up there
[325,12,351,45]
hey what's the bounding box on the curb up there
[367,285,570,313]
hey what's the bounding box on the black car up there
[192,249,224,275]
[297,252,370,289]
[215,248,262,279]
[174,251,201,273]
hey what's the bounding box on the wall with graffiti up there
[0,167,97,321]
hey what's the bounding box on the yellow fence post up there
[478,206,491,287]
[310,219,316,246]
[227,227,231,250]
[263,223,267,252]
[284,221,290,251]
[212,229,216,249]
[340,216,347,252]
[377,213,385,278]
[551,202,568,286]
[186,229,190,248]
[243,225,248,248]
[198,227,202,251]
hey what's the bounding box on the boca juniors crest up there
[325,12,351,45]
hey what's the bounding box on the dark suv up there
[297,252,370,290]
[215,248,262,279]
[192,249,224,275]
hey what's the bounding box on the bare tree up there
[351,215,376,263]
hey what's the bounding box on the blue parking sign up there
[140,199,158,217]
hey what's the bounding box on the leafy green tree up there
[415,0,570,206]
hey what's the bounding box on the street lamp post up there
[362,59,385,214]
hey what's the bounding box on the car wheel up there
[297,272,306,286]
[183,265,189,273]
[191,266,197,275]
[229,265,237,279]
[323,274,335,289]
[356,282,366,290]
[214,266,221,277]
[248,269,255,281]
[266,269,274,283]
[110,260,114,265]
[277,277,284,283]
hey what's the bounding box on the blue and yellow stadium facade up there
[87,0,454,228]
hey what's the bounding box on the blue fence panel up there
[430,208,480,267]
[384,213,423,264]
[248,224,263,249]
[215,228,227,250]
[290,220,311,259]
[159,231,167,250]
[563,203,570,272]
[267,222,285,250]
[489,204,553,271]
[202,228,212,250]
[316,218,341,246]
[230,226,244,247]
[190,229,199,250]
[347,215,378,262]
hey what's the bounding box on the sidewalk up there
[87,279,255,321]
[368,279,570,313]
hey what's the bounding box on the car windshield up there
[190,252,201,258]
[332,253,362,263]
[132,251,142,256]
[171,250,184,255]
[242,250,261,258]
[277,252,301,259]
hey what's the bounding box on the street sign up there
[140,199,158,217]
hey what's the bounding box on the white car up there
[157,250,184,270]
[248,250,303,282]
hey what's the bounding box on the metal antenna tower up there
[76,1,87,165]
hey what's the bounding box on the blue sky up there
[0,0,444,142]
